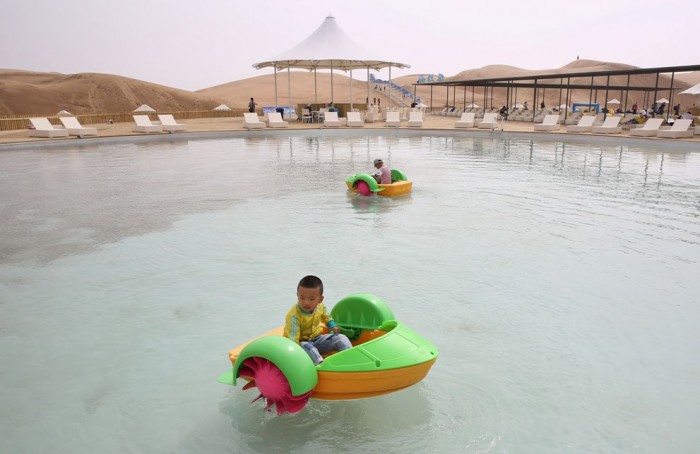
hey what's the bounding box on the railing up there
[0,109,243,132]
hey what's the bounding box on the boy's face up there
[297,285,324,313]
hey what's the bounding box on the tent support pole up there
[274,66,278,108]
[287,65,292,117]
[388,66,392,109]
[367,67,370,109]
[349,68,353,111]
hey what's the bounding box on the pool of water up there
[1,132,699,453]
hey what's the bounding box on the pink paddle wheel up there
[238,357,313,415]
[356,180,372,196]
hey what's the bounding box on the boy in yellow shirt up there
[283,275,352,365]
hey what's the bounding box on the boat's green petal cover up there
[231,335,318,396]
[318,320,438,372]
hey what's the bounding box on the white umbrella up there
[213,104,231,111]
[466,103,479,108]
[56,110,73,116]
[134,104,156,112]
[559,104,567,109]
[607,98,621,104]
[656,98,669,104]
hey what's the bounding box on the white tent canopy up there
[679,82,700,95]
[253,15,408,71]
[253,15,410,109]
[213,104,231,111]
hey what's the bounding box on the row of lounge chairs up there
[534,114,695,138]
[133,115,187,133]
[454,112,501,129]
[29,117,97,138]
[26,113,697,140]
[244,111,426,129]
[28,115,189,138]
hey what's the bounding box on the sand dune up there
[1,61,696,117]
[0,69,225,116]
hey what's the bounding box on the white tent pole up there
[287,65,292,114]
[389,66,392,109]
[349,68,353,111]
[314,68,318,105]
[367,67,370,107]
[274,66,278,108]
[331,63,334,104]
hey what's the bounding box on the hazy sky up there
[2,0,698,91]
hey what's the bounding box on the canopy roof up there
[253,15,409,71]
[679,82,700,95]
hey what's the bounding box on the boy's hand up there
[331,326,340,334]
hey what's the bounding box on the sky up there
[2,0,698,91]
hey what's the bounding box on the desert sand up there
[0,60,698,144]
[1,60,697,118]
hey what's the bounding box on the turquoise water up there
[1,132,699,453]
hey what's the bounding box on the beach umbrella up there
[466,103,479,108]
[606,99,620,104]
[56,110,73,116]
[559,104,567,109]
[656,98,669,104]
[213,104,231,111]
[134,104,156,112]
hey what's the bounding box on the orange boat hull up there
[346,180,412,197]
[313,358,436,400]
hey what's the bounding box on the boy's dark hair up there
[298,275,323,295]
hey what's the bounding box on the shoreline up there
[1,116,698,146]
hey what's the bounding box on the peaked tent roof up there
[679,82,700,95]
[253,15,409,71]
[213,104,232,111]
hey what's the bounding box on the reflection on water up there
[0,132,699,453]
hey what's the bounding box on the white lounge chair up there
[346,112,364,127]
[157,114,187,133]
[591,116,622,134]
[454,112,476,128]
[629,118,664,137]
[29,117,70,138]
[533,114,560,131]
[267,112,289,128]
[133,115,163,133]
[566,115,596,133]
[243,112,265,130]
[385,111,401,127]
[477,113,499,129]
[657,119,693,138]
[58,116,97,137]
[407,111,423,127]
[323,111,342,127]
[564,111,583,125]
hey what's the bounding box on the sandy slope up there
[0,69,225,116]
[1,61,696,116]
